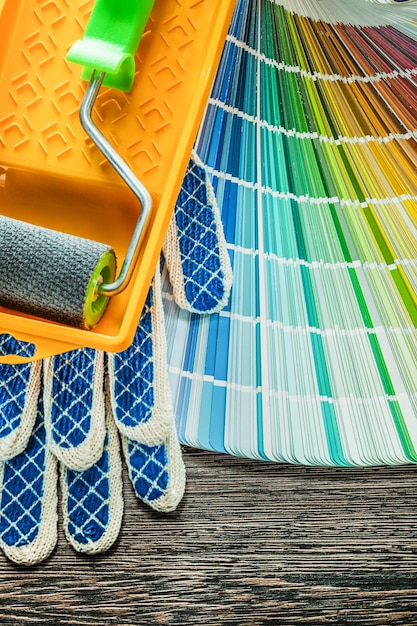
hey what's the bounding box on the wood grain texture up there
[1,448,417,625]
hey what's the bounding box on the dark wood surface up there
[1,447,417,625]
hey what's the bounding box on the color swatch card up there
[163,0,417,467]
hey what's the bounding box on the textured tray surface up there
[0,0,235,361]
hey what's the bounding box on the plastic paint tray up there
[0,0,235,363]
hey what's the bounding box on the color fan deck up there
[163,0,417,468]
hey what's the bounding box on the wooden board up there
[0,449,416,625]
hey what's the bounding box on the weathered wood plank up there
[0,448,417,625]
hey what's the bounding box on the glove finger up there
[108,268,171,446]
[61,393,123,554]
[44,348,106,471]
[0,358,41,461]
[0,391,58,565]
[123,421,186,513]
[162,150,232,314]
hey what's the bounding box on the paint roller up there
[0,0,156,330]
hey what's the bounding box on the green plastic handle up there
[67,0,156,92]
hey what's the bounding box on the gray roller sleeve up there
[0,215,116,329]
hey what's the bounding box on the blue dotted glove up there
[0,154,232,564]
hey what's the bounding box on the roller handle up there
[67,0,154,299]
[66,0,157,91]
[79,71,152,298]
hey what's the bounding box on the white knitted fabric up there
[60,396,124,555]
[122,421,186,514]
[0,360,41,461]
[44,350,106,472]
[0,355,124,565]
[108,267,172,446]
[0,425,58,566]
[110,262,186,512]
[162,151,232,314]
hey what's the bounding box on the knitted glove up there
[0,154,232,564]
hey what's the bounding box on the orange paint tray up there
[0,0,235,363]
